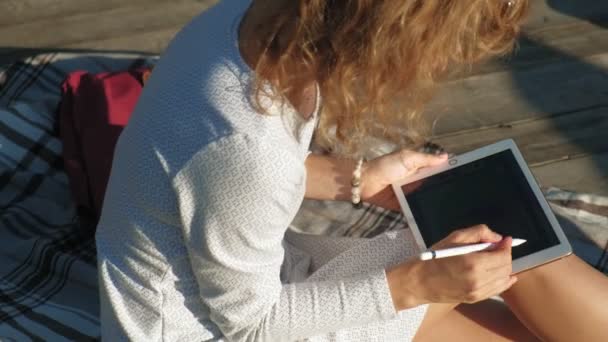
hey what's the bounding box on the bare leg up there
[415,255,608,341]
[413,303,457,341]
[502,255,608,342]
[414,300,538,341]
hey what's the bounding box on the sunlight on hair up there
[251,0,529,157]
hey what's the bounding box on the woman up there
[96,0,608,341]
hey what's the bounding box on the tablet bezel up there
[392,139,572,273]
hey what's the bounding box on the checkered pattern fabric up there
[0,53,155,341]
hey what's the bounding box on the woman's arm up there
[173,135,403,341]
[304,153,355,202]
[304,150,448,210]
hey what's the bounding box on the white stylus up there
[419,238,527,261]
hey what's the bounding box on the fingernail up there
[494,232,503,240]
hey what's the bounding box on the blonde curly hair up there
[250,0,529,157]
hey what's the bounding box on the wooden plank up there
[444,0,608,78]
[467,21,608,77]
[532,153,608,196]
[523,0,608,31]
[64,28,180,54]
[0,1,215,50]
[0,0,218,27]
[433,106,608,167]
[0,0,149,26]
[427,53,608,135]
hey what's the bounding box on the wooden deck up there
[1,0,607,195]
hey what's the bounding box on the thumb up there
[398,150,448,174]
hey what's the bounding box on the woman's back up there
[96,1,317,340]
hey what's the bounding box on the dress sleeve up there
[172,133,399,341]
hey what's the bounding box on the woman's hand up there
[386,225,517,311]
[361,149,448,210]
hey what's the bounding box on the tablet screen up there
[402,150,559,259]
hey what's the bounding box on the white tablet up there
[392,139,572,273]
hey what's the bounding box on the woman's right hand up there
[386,225,517,311]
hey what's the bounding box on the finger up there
[484,259,514,277]
[457,263,511,298]
[499,276,519,294]
[480,257,512,277]
[469,275,518,303]
[481,236,513,254]
[487,275,518,297]
[398,150,448,174]
[483,261,514,284]
[458,241,512,274]
[478,238,513,270]
[449,224,503,244]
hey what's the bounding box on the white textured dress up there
[95,0,428,341]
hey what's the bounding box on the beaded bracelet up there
[351,158,364,209]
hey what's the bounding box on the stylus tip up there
[512,238,527,247]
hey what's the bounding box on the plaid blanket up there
[0,53,156,341]
[1,53,607,341]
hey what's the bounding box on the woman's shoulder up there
[177,131,305,178]
[170,132,308,206]
[135,0,252,119]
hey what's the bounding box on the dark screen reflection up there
[402,151,559,259]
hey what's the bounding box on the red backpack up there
[58,67,152,225]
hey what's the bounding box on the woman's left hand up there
[361,149,448,211]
